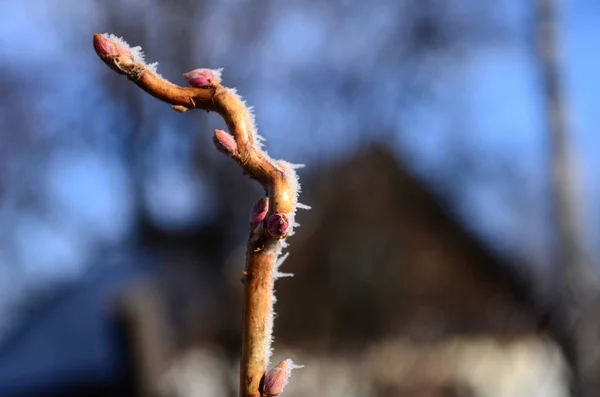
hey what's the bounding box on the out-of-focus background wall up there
[0,1,598,396]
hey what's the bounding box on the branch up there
[93,33,306,397]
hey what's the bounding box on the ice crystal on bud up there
[93,34,129,59]
[213,129,237,157]
[93,34,134,73]
[94,33,159,74]
[183,68,223,87]
[249,197,269,231]
[263,359,303,397]
[267,213,289,238]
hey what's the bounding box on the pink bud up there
[267,213,289,238]
[264,360,300,397]
[183,68,222,88]
[93,34,134,73]
[213,129,237,157]
[249,197,269,230]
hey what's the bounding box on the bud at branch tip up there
[93,33,135,73]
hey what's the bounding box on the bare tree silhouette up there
[534,0,600,395]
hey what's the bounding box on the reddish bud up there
[249,197,269,230]
[264,360,301,397]
[213,129,237,157]
[93,34,135,73]
[267,213,289,238]
[183,68,222,88]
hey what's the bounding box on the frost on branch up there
[93,33,309,397]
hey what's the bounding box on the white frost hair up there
[275,252,294,278]
[211,67,224,81]
[224,87,265,151]
[221,81,311,370]
[101,33,159,74]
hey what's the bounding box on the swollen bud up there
[183,68,222,88]
[267,213,289,238]
[213,129,237,157]
[93,34,135,73]
[249,197,269,230]
[263,359,302,397]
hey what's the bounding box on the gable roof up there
[276,145,543,350]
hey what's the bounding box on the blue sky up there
[0,0,598,339]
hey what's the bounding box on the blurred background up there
[0,0,599,396]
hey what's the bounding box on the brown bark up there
[93,33,301,397]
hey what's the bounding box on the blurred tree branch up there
[534,1,600,396]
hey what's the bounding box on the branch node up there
[263,359,303,397]
[213,129,238,157]
[266,213,289,239]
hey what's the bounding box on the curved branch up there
[93,33,305,397]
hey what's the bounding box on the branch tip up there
[93,33,135,74]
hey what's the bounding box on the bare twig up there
[93,33,306,397]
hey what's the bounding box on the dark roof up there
[277,145,543,350]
